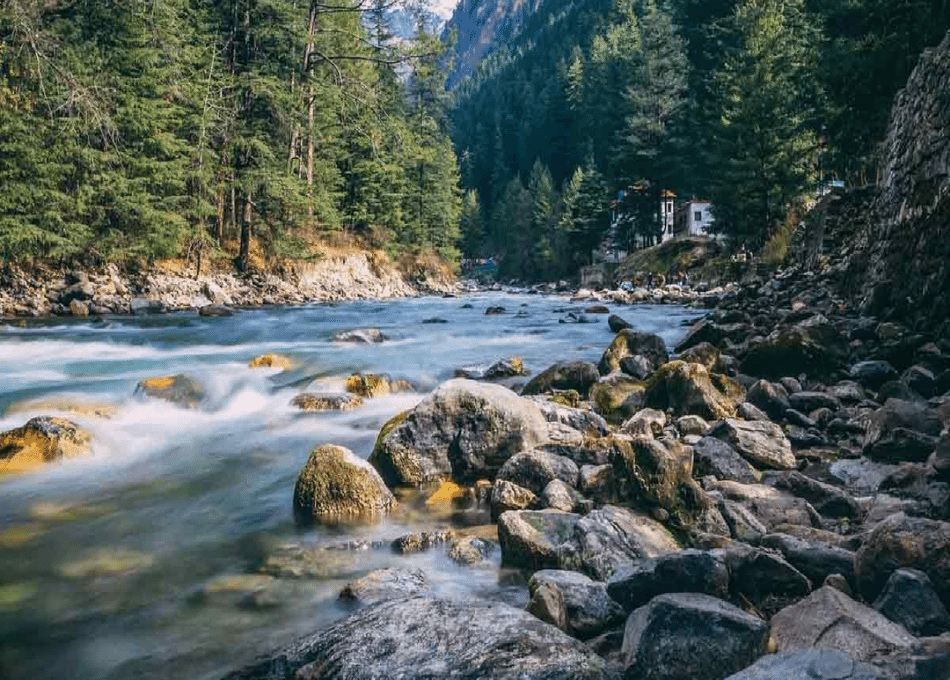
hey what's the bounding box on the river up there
[0,293,696,680]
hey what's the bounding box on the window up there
[694,211,702,222]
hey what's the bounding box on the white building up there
[674,199,716,237]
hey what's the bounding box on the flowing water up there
[0,293,696,680]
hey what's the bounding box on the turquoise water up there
[0,293,696,680]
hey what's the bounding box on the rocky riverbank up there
[0,251,465,319]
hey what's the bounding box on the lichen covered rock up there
[0,417,92,475]
[293,444,395,524]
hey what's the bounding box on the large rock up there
[490,479,539,521]
[709,418,795,470]
[643,361,742,421]
[862,399,943,462]
[693,436,758,483]
[521,361,600,398]
[528,570,625,639]
[369,379,549,487]
[497,449,579,495]
[332,327,386,343]
[728,547,812,612]
[854,512,950,606]
[339,568,428,605]
[606,549,730,612]
[564,506,680,581]
[293,445,395,524]
[589,374,646,423]
[724,648,885,680]
[220,596,618,680]
[873,568,950,637]
[134,374,204,408]
[760,533,856,590]
[770,586,915,662]
[741,316,846,380]
[600,329,670,375]
[291,393,363,412]
[746,379,791,420]
[762,470,862,519]
[622,593,769,680]
[0,417,92,474]
[498,510,580,571]
[708,480,822,532]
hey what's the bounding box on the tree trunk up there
[239,194,252,272]
[305,4,317,226]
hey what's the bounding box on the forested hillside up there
[449,0,950,281]
[0,0,461,269]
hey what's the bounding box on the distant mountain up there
[443,0,547,87]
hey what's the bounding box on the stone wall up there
[855,30,950,333]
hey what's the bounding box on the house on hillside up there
[674,199,717,238]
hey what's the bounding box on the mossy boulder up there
[741,315,847,380]
[521,361,600,398]
[0,417,93,475]
[644,361,742,421]
[590,374,646,424]
[599,329,670,375]
[293,444,396,524]
[248,354,293,370]
[345,373,412,398]
[291,393,363,412]
[134,374,204,408]
[369,379,549,487]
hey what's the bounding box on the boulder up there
[565,506,680,581]
[746,379,790,420]
[498,510,579,571]
[542,479,578,512]
[530,399,610,437]
[391,529,454,555]
[579,464,615,504]
[728,547,812,612]
[600,329,670,375]
[220,596,618,680]
[339,568,428,605]
[522,361,600,398]
[737,402,771,421]
[862,399,943,462]
[770,586,915,662]
[199,304,234,317]
[606,549,730,612]
[760,533,856,590]
[345,373,411,398]
[292,445,396,524]
[134,374,204,408]
[619,355,655,380]
[622,593,769,680]
[0,417,92,474]
[709,418,796,470]
[741,316,847,379]
[723,648,885,680]
[610,437,701,522]
[874,568,950,637]
[621,408,667,438]
[643,361,742,421]
[69,299,89,317]
[678,342,722,371]
[332,328,386,343]
[676,415,709,437]
[903,365,937,398]
[490,479,539,521]
[707,480,822,531]
[248,354,293,370]
[447,536,495,566]
[608,314,632,333]
[369,379,549,487]
[528,570,625,639]
[590,374,646,423]
[851,360,900,390]
[854,513,950,606]
[761,470,862,519]
[675,319,725,353]
[789,391,841,413]
[291,393,363,412]
[693,436,758,483]
[496,449,579,496]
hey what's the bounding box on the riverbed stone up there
[497,449,579,495]
[723,648,885,680]
[292,445,395,524]
[332,327,386,343]
[643,361,742,421]
[693,436,758,483]
[542,479,579,512]
[498,510,580,571]
[741,316,846,380]
[706,479,822,531]
[490,479,539,521]
[761,470,862,519]
[606,549,730,613]
[873,568,950,636]
[0,417,92,475]
[522,361,600,398]
[528,569,626,639]
[854,512,950,606]
[599,329,670,375]
[590,374,646,423]
[248,353,293,370]
[862,399,942,462]
[619,355,654,380]
[134,373,205,407]
[339,568,428,605]
[291,393,363,412]
[610,437,697,519]
[728,546,812,612]
[369,379,549,487]
[220,595,619,680]
[622,593,769,680]
[770,586,915,662]
[745,379,791,420]
[709,418,796,470]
